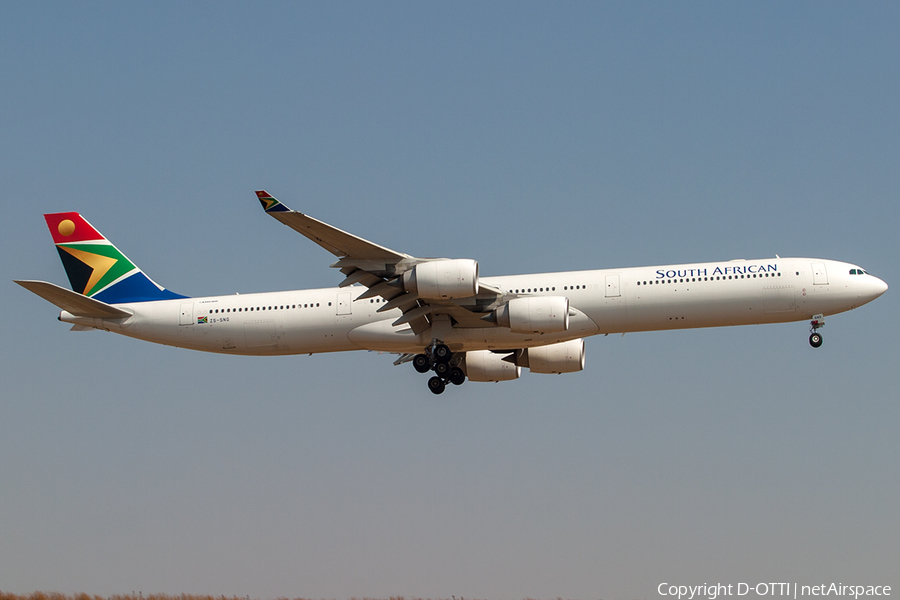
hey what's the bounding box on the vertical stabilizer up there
[44,212,186,303]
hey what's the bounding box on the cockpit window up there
[850,269,858,275]
[850,268,869,275]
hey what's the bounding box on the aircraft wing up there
[255,191,505,335]
[256,191,410,262]
[15,280,132,318]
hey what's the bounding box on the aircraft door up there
[605,274,621,298]
[812,263,829,285]
[336,291,352,315]
[179,302,194,325]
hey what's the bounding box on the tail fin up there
[43,212,186,303]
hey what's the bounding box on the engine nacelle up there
[522,339,585,374]
[402,259,479,299]
[464,350,521,382]
[493,296,569,334]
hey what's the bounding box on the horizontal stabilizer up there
[14,280,132,318]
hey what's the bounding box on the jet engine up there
[402,259,479,299]
[491,296,569,334]
[464,350,521,382]
[520,339,585,374]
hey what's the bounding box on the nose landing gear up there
[809,314,824,348]
[413,341,467,394]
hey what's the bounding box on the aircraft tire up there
[413,353,432,373]
[434,361,451,378]
[428,376,446,395]
[809,333,823,348]
[449,367,466,386]
[433,344,452,363]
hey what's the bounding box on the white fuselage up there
[59,257,887,356]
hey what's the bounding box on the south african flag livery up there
[256,190,289,213]
[44,212,186,304]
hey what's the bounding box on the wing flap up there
[15,280,132,318]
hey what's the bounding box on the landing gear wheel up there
[433,344,452,363]
[428,376,446,395]
[809,332,823,348]
[434,361,451,378]
[448,367,466,386]
[413,353,432,373]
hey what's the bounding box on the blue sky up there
[2,3,898,598]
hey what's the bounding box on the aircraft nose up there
[853,274,887,306]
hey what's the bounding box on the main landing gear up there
[413,342,466,395]
[809,315,824,348]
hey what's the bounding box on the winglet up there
[256,190,290,213]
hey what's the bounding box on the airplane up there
[15,190,888,394]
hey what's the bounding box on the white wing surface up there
[255,191,504,334]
